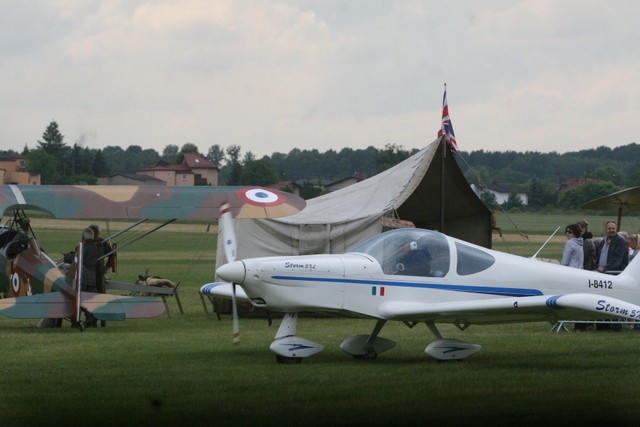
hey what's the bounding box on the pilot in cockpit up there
[394,239,432,277]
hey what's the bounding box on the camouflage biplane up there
[0,185,305,328]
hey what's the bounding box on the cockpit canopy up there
[350,228,495,278]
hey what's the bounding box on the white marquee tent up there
[215,138,492,269]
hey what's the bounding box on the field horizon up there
[2,212,640,426]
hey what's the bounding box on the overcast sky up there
[1,1,638,159]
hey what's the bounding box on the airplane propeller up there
[219,201,240,344]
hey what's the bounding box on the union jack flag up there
[437,84,458,152]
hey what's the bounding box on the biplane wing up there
[0,185,306,219]
[0,291,165,320]
[0,184,305,327]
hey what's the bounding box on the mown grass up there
[2,214,640,426]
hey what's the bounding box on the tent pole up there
[440,137,445,232]
[618,205,623,231]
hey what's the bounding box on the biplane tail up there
[0,292,164,320]
[80,292,165,320]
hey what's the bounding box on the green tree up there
[26,148,59,184]
[180,142,199,154]
[464,165,492,186]
[558,182,622,210]
[162,144,179,163]
[38,121,66,158]
[527,178,557,210]
[502,193,524,211]
[37,121,71,181]
[206,144,225,166]
[176,142,200,164]
[243,151,255,163]
[589,165,624,186]
[300,181,327,199]
[225,145,242,185]
[241,158,278,186]
[480,190,498,209]
[92,150,110,177]
[374,143,412,173]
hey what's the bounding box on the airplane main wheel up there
[353,351,378,360]
[275,355,303,364]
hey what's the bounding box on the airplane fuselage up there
[217,230,640,322]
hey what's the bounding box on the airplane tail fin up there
[618,253,640,282]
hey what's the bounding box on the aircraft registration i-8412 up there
[206,227,640,363]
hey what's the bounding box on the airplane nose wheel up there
[275,355,303,364]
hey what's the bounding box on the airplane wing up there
[0,292,75,318]
[0,185,306,219]
[377,293,640,325]
[80,292,165,320]
[0,292,164,320]
[200,282,250,302]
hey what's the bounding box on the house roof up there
[138,163,192,173]
[115,173,167,184]
[268,181,302,191]
[483,182,525,194]
[183,153,218,169]
[0,153,24,161]
[563,177,603,188]
[327,173,368,187]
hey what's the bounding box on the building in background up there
[0,154,40,185]
[470,183,528,206]
[136,153,218,186]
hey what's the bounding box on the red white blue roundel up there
[236,188,283,206]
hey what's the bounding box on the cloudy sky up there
[1,0,638,159]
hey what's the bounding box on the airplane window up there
[351,229,450,277]
[455,242,495,275]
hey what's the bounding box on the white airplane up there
[203,225,640,364]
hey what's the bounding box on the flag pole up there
[440,83,447,232]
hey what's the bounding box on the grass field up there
[2,213,640,426]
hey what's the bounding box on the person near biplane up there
[89,224,115,327]
[88,224,115,294]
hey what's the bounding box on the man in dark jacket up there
[578,220,597,270]
[596,220,628,273]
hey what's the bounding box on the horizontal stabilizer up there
[200,282,250,302]
[81,292,165,320]
[0,292,74,319]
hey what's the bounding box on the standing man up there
[89,224,113,327]
[578,220,597,270]
[596,220,628,274]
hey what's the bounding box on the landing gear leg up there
[358,319,387,359]
[425,321,442,339]
[270,313,325,363]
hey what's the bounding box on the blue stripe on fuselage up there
[270,276,542,297]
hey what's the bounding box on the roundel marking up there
[236,188,283,207]
[11,273,20,293]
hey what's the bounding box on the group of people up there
[561,219,638,331]
[561,219,632,273]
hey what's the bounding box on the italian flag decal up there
[371,286,385,296]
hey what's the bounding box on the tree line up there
[4,120,638,207]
